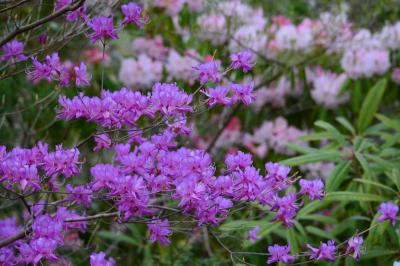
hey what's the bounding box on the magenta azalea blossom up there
[121,2,143,27]
[307,240,336,262]
[230,50,254,72]
[1,40,27,62]
[345,236,363,261]
[148,218,172,246]
[74,62,91,87]
[90,252,115,266]
[248,226,260,243]
[267,244,294,264]
[378,202,399,225]
[202,86,231,107]
[299,179,324,200]
[87,16,118,43]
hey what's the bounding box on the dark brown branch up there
[0,0,30,13]
[0,0,85,47]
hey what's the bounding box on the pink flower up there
[248,226,260,243]
[299,179,324,200]
[1,40,27,62]
[230,50,254,72]
[194,60,220,85]
[345,236,363,261]
[87,16,118,43]
[74,62,91,87]
[230,82,255,105]
[90,252,115,266]
[121,2,143,27]
[378,202,399,226]
[148,219,172,246]
[306,240,336,262]
[267,244,294,264]
[202,86,231,107]
[94,133,112,151]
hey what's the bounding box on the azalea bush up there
[0,0,399,265]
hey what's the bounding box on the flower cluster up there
[28,52,90,87]
[0,143,80,191]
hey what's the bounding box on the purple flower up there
[32,214,63,244]
[299,179,324,200]
[271,192,298,227]
[267,244,294,264]
[38,34,48,45]
[29,57,52,82]
[121,2,143,27]
[43,145,80,178]
[265,162,291,190]
[345,236,363,261]
[230,50,254,72]
[248,226,260,243]
[378,202,399,226]
[202,86,231,107]
[225,151,253,172]
[55,0,71,10]
[1,40,27,62]
[194,60,220,85]
[307,240,336,262]
[151,83,193,116]
[29,238,59,265]
[230,82,255,105]
[66,184,92,208]
[66,4,87,21]
[90,252,115,266]
[87,16,118,43]
[148,218,172,246]
[74,62,91,87]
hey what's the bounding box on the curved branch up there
[0,0,85,47]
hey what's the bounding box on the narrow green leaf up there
[355,152,372,178]
[287,228,299,254]
[325,191,387,202]
[336,117,355,135]
[375,114,400,131]
[285,143,318,154]
[298,132,333,141]
[297,201,327,217]
[305,226,338,241]
[280,151,341,166]
[298,214,337,224]
[357,78,387,133]
[314,120,347,145]
[98,231,139,246]
[354,178,397,193]
[326,161,351,192]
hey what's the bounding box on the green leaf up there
[355,152,372,178]
[305,226,338,241]
[325,191,387,202]
[354,178,397,193]
[326,161,351,192]
[336,117,355,135]
[286,227,299,254]
[298,214,337,224]
[285,143,318,154]
[357,78,387,133]
[375,114,400,131]
[315,120,347,145]
[97,231,140,246]
[297,200,327,217]
[298,132,333,141]
[280,151,341,166]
